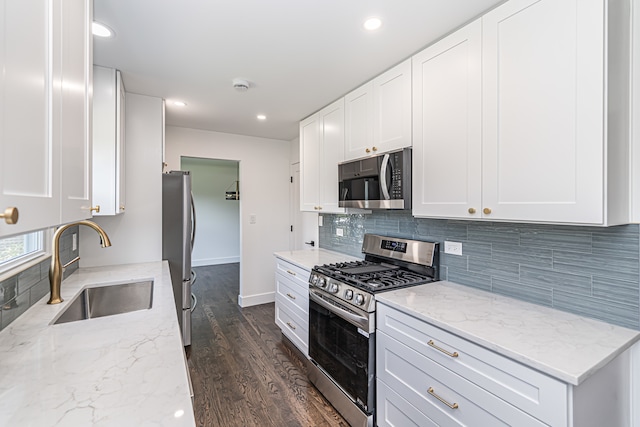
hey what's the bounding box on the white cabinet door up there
[58,0,92,224]
[373,58,412,154]
[482,0,604,223]
[344,83,373,161]
[92,66,126,216]
[318,98,345,213]
[412,20,482,219]
[344,59,412,161]
[299,114,320,211]
[0,0,59,236]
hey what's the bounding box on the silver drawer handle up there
[286,321,296,330]
[286,293,296,300]
[286,270,296,276]
[428,340,459,358]
[428,387,459,409]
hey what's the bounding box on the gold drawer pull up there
[286,270,296,276]
[428,387,459,409]
[428,340,459,358]
[286,293,296,300]
[286,321,296,330]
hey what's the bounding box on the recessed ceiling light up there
[363,17,382,31]
[92,21,114,38]
[173,101,187,107]
[257,114,266,120]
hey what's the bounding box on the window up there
[0,230,45,274]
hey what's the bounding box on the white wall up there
[165,126,290,307]
[79,94,164,266]
[181,157,240,266]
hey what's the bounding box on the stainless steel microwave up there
[338,148,411,209]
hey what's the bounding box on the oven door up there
[308,290,375,413]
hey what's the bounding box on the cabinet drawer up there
[377,332,547,427]
[377,303,567,426]
[377,380,440,427]
[275,301,308,356]
[276,273,308,316]
[275,258,310,289]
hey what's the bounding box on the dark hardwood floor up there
[188,264,348,427]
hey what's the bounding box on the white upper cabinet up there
[413,0,630,225]
[300,99,345,213]
[345,59,412,161]
[412,19,482,219]
[481,0,614,224]
[0,0,92,236]
[93,66,126,216]
[58,0,93,224]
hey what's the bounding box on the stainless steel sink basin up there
[53,280,154,325]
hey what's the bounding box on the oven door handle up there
[309,290,370,331]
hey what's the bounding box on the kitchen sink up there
[53,280,154,325]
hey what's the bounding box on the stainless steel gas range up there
[307,234,440,427]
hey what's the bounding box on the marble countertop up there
[274,248,361,271]
[376,281,640,385]
[0,261,195,426]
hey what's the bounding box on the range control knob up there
[329,283,339,294]
[310,274,318,285]
[344,289,354,300]
[318,277,326,288]
[354,294,365,306]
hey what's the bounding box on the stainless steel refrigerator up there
[162,171,195,346]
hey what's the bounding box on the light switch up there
[249,214,257,224]
[72,233,77,251]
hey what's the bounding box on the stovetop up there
[314,260,434,292]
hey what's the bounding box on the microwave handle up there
[380,153,391,200]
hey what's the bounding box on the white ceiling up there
[94,0,505,141]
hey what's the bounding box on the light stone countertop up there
[274,248,362,271]
[376,281,640,385]
[0,261,195,427]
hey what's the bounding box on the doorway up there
[181,156,240,266]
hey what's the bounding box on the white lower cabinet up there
[274,257,310,356]
[376,303,632,427]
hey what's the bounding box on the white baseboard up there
[238,291,275,308]
[192,256,240,267]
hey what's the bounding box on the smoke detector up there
[232,78,250,92]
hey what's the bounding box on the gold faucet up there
[48,220,112,304]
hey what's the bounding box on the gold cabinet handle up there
[428,340,459,358]
[286,293,296,300]
[286,270,296,276]
[365,148,371,153]
[286,321,296,330]
[0,207,19,224]
[468,208,476,214]
[372,146,378,152]
[120,205,125,211]
[317,206,322,210]
[428,387,459,409]
[90,205,101,213]
[483,207,492,215]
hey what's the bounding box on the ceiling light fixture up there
[173,101,187,107]
[363,17,382,31]
[232,78,250,92]
[257,114,266,120]
[92,21,114,38]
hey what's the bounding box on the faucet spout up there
[48,220,111,304]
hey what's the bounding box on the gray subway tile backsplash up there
[319,212,640,330]
[0,225,79,332]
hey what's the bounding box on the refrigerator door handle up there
[182,279,191,310]
[190,191,196,252]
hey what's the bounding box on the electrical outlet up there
[336,228,344,237]
[72,233,77,251]
[318,215,323,227]
[249,214,257,224]
[444,241,463,256]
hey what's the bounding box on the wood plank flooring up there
[188,264,348,427]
